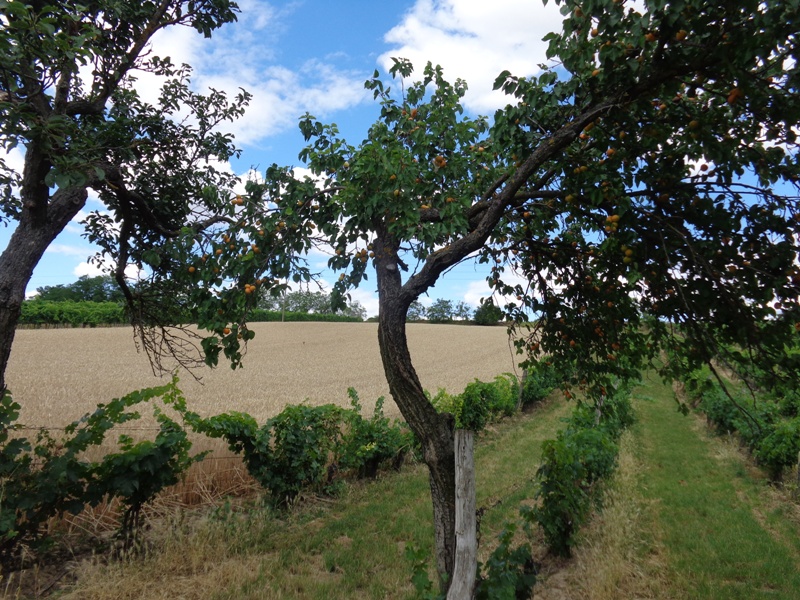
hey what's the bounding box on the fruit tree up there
[0,0,247,390]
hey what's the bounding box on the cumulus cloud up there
[143,1,368,147]
[379,0,565,113]
[73,259,143,281]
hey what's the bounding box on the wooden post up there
[448,429,477,600]
[516,369,528,412]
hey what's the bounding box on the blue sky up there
[4,0,569,316]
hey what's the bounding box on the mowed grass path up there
[632,374,800,600]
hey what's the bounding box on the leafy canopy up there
[147,0,798,406]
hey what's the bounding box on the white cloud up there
[143,1,368,148]
[46,243,97,258]
[380,0,565,113]
[463,269,534,308]
[198,60,367,146]
[347,286,379,317]
[73,259,142,280]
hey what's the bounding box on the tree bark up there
[374,233,457,591]
[0,187,87,392]
[448,429,477,600]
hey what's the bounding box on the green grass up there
[633,373,800,600]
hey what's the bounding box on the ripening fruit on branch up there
[188,266,196,273]
[223,327,231,335]
[433,155,447,169]
[727,87,743,105]
[675,29,687,41]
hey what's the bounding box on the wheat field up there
[6,322,524,428]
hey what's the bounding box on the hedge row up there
[528,383,636,556]
[19,301,363,328]
[20,300,127,326]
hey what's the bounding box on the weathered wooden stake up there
[447,429,477,600]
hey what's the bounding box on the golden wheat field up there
[6,322,524,429]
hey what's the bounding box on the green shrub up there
[431,374,522,430]
[0,379,200,564]
[519,358,560,407]
[473,299,504,326]
[754,418,800,481]
[428,387,462,416]
[339,389,413,478]
[20,300,127,326]
[700,385,741,434]
[531,426,618,556]
[475,522,537,600]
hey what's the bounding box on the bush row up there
[427,359,561,427]
[20,300,127,326]
[527,384,636,557]
[247,309,362,323]
[18,301,363,328]
[185,388,413,507]
[687,371,800,482]
[0,365,558,572]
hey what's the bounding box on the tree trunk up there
[448,429,477,600]
[374,235,457,591]
[0,188,87,392]
[377,301,457,588]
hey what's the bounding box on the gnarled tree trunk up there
[375,233,457,590]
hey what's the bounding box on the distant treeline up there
[20,300,127,327]
[19,300,362,328]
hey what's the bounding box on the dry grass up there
[6,322,521,428]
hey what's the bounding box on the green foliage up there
[256,289,367,320]
[429,374,521,431]
[192,404,342,507]
[474,298,504,326]
[405,518,536,599]
[189,391,411,506]
[266,404,343,503]
[475,522,537,600]
[754,418,800,482]
[339,388,413,478]
[20,300,127,327]
[0,378,200,563]
[530,384,634,557]
[689,372,800,482]
[428,388,461,416]
[405,543,444,600]
[427,299,455,324]
[531,425,618,557]
[519,359,561,407]
[247,309,362,323]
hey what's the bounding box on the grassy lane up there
[634,374,800,600]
